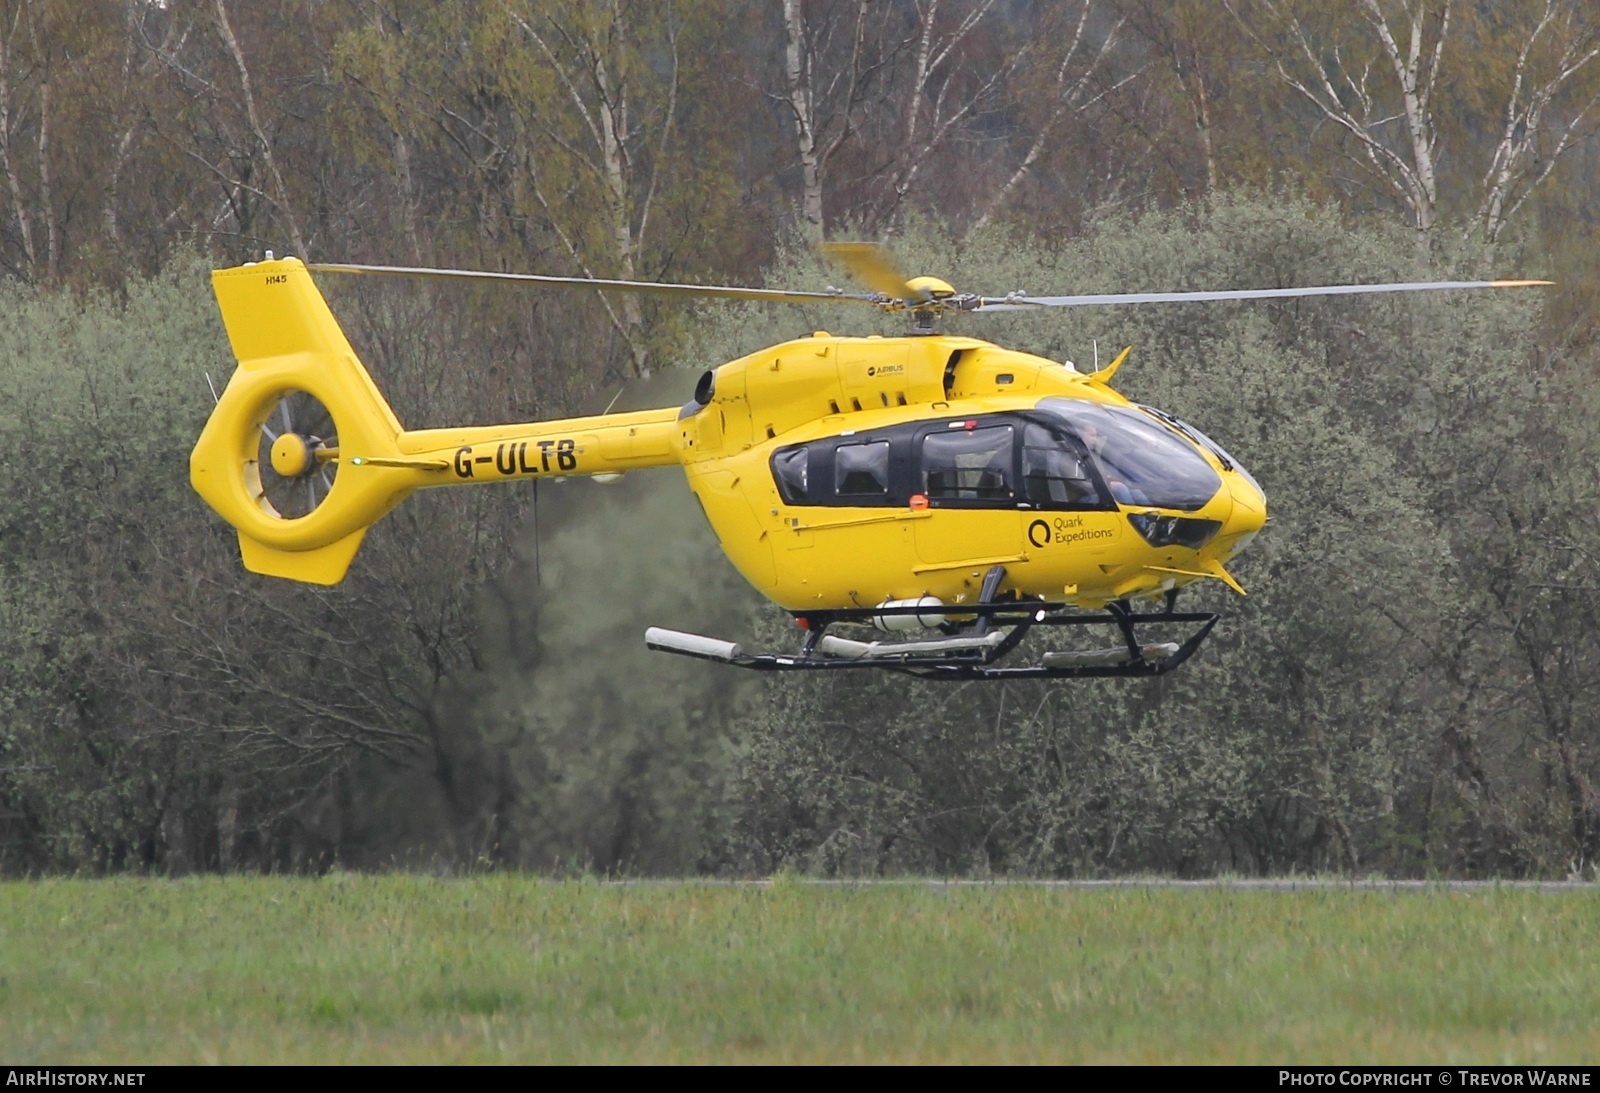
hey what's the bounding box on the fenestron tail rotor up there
[249,390,339,520]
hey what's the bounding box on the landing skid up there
[645,577,1219,681]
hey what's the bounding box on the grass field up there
[2,877,1598,1063]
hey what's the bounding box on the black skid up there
[647,593,1219,681]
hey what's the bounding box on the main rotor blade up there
[817,242,924,300]
[972,279,1554,311]
[307,262,877,307]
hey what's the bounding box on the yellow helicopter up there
[190,245,1548,680]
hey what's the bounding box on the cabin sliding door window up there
[920,425,1015,504]
[834,440,892,503]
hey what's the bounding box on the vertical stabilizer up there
[191,258,417,583]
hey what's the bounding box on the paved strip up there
[609,878,1600,892]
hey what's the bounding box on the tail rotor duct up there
[250,389,339,520]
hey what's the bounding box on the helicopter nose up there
[1213,471,1266,561]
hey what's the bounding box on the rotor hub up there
[270,432,316,477]
[905,275,955,299]
[252,390,339,520]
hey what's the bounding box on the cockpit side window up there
[921,425,1015,503]
[1021,420,1106,509]
[1037,398,1222,511]
[834,440,892,500]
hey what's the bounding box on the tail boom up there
[192,257,681,585]
[392,407,681,486]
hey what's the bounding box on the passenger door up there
[912,421,1025,569]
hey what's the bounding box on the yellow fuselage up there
[192,258,1265,603]
[673,332,1264,611]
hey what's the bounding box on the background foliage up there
[2,0,1599,876]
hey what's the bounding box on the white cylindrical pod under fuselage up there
[644,627,743,662]
[872,597,947,632]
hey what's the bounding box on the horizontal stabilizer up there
[238,529,368,586]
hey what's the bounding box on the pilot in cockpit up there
[1077,420,1150,506]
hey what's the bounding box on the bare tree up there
[0,2,40,277]
[138,0,311,258]
[1231,0,1600,257]
[777,1,1135,237]
[210,0,306,256]
[103,0,160,252]
[502,1,685,376]
[1475,0,1600,245]
[779,0,873,230]
[968,2,1132,236]
[1228,0,1449,259]
[869,0,1029,233]
[1117,0,1240,197]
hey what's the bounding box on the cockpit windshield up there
[1037,398,1222,511]
[1137,405,1263,498]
